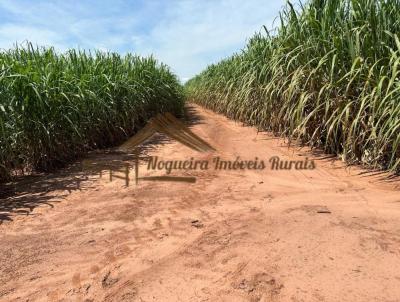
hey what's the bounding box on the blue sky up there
[0,0,285,81]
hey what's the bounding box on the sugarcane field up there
[1,1,400,301]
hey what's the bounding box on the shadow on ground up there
[0,105,206,224]
[256,131,400,186]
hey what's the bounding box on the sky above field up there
[0,0,284,81]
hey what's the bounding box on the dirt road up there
[1,105,400,302]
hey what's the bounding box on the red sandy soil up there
[1,105,400,302]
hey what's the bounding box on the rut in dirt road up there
[1,105,400,302]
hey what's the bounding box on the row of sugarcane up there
[0,44,184,181]
[186,0,400,173]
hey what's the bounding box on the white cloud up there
[126,0,285,79]
[0,24,67,50]
[0,0,285,80]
